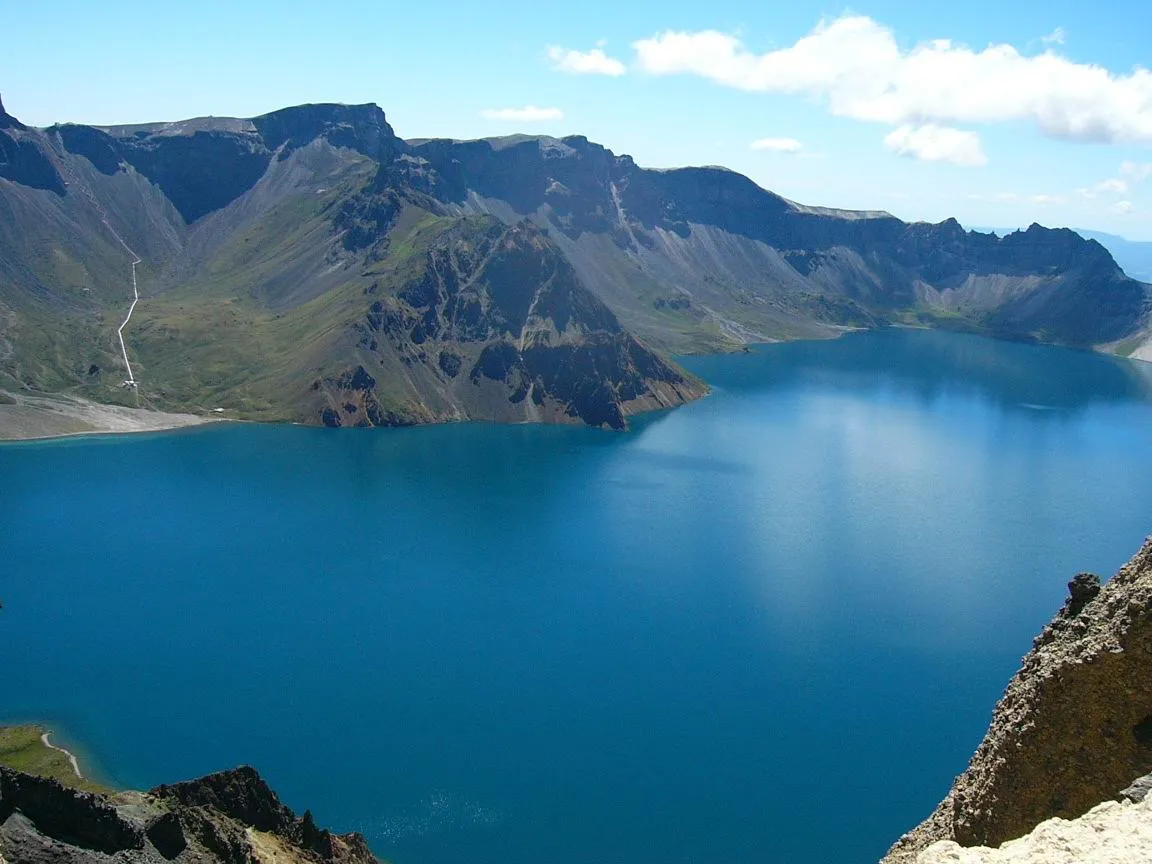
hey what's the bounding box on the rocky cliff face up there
[53,103,402,224]
[884,537,1152,863]
[406,135,1150,351]
[0,764,376,864]
[311,216,702,429]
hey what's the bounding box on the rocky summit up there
[1,97,1151,429]
[0,764,375,864]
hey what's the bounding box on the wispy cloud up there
[971,192,1066,205]
[1097,178,1129,193]
[1121,161,1152,184]
[547,44,626,76]
[1041,27,1067,46]
[1112,200,1135,214]
[884,124,987,166]
[1078,161,1152,199]
[631,14,1152,155]
[480,106,564,122]
[750,137,804,153]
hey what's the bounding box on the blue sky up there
[5,0,1152,239]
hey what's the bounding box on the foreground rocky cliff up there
[0,764,376,864]
[885,537,1152,863]
[2,93,1149,431]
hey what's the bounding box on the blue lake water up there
[4,328,1152,864]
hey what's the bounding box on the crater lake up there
[5,328,1152,864]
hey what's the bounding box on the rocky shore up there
[0,391,215,441]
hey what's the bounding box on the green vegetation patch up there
[0,724,109,792]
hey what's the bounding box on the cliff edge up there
[0,764,377,864]
[884,537,1152,862]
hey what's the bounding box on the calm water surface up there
[4,329,1152,864]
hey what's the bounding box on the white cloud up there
[1029,194,1066,206]
[480,106,564,122]
[1041,27,1067,46]
[884,124,987,166]
[547,45,626,76]
[750,137,804,153]
[1080,162,1152,199]
[1095,178,1129,194]
[1121,161,1152,184]
[632,15,1152,145]
[1112,200,1135,214]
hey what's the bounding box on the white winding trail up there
[40,731,84,780]
[51,135,143,386]
[115,245,143,386]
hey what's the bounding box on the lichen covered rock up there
[885,537,1152,862]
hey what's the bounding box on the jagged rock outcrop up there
[884,537,1152,863]
[312,216,703,429]
[0,765,376,864]
[0,97,64,193]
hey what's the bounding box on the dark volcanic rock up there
[1120,773,1152,804]
[56,124,124,175]
[337,365,376,392]
[71,102,406,224]
[143,811,186,859]
[252,102,402,164]
[0,763,380,863]
[1065,571,1103,618]
[116,130,273,223]
[0,94,26,131]
[0,124,65,194]
[884,536,1152,862]
[0,767,144,854]
[152,765,295,834]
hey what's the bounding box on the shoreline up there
[0,390,222,443]
[39,731,84,781]
[4,328,1148,445]
[0,417,229,444]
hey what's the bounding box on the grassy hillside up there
[0,725,109,793]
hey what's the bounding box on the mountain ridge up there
[2,96,1150,430]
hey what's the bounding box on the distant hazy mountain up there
[3,95,1151,429]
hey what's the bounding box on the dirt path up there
[40,731,83,780]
